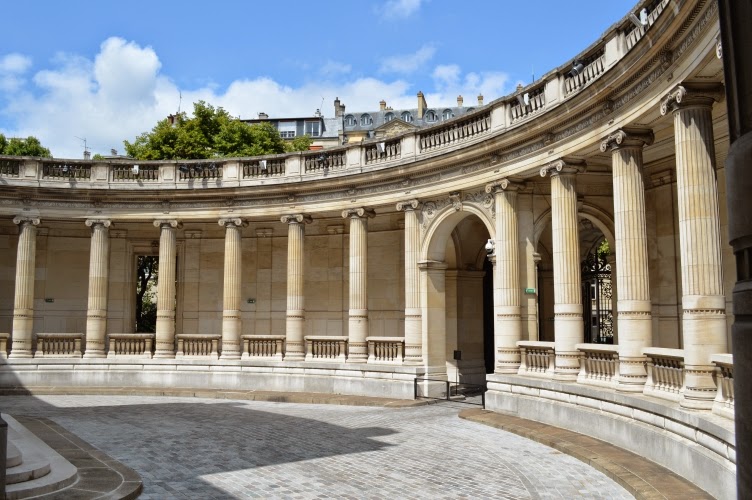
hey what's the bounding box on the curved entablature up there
[0,0,716,221]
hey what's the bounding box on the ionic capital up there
[13,216,40,226]
[396,199,421,212]
[485,178,525,194]
[342,207,375,219]
[280,214,312,224]
[540,159,586,177]
[218,218,247,228]
[85,219,112,228]
[599,128,654,153]
[660,83,724,115]
[153,219,181,229]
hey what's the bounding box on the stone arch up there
[421,202,494,262]
[533,202,615,251]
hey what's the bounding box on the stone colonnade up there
[4,82,730,404]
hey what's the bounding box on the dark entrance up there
[581,252,613,344]
[482,257,494,373]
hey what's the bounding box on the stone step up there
[6,441,22,468]
[6,459,51,484]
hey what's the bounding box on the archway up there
[420,207,494,384]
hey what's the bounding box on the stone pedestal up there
[282,214,311,361]
[541,160,585,380]
[342,208,374,362]
[661,84,727,409]
[485,179,523,373]
[219,218,246,360]
[397,200,422,364]
[84,219,111,358]
[9,216,40,359]
[153,219,180,358]
[601,129,654,391]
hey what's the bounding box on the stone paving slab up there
[13,415,142,499]
[458,408,714,500]
[0,394,637,499]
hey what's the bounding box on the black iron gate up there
[581,252,614,344]
[414,377,486,408]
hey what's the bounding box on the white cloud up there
[0,53,33,92]
[0,37,514,158]
[319,60,352,77]
[379,44,436,74]
[380,0,425,19]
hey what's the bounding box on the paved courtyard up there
[0,395,633,499]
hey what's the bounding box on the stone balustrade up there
[41,161,91,180]
[510,87,545,123]
[111,164,159,181]
[242,158,285,178]
[517,341,555,378]
[643,347,685,402]
[625,0,669,51]
[303,150,346,173]
[107,333,154,358]
[241,335,285,360]
[364,139,401,164]
[575,343,620,388]
[711,353,734,420]
[305,336,348,362]
[366,337,404,364]
[0,159,20,177]
[177,161,222,181]
[35,333,83,358]
[176,334,220,359]
[564,52,606,96]
[418,111,491,152]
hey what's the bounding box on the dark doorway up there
[482,257,494,373]
[135,255,159,333]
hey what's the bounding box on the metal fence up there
[414,377,486,408]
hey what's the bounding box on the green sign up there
[524,288,536,294]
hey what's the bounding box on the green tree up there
[0,134,52,157]
[285,134,313,152]
[124,101,291,160]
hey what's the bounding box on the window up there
[425,110,437,122]
[278,121,296,139]
[442,109,454,120]
[345,115,356,127]
[384,112,395,123]
[304,121,320,137]
[360,114,373,126]
[401,112,413,122]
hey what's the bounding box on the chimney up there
[339,102,346,116]
[477,94,484,106]
[417,91,427,119]
[315,109,321,117]
[334,97,342,117]
[167,114,177,127]
[258,112,269,119]
[111,148,118,156]
[83,150,91,160]
[379,100,387,111]
[457,95,464,107]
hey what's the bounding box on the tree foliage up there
[124,101,312,160]
[0,134,52,157]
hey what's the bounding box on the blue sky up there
[0,0,637,158]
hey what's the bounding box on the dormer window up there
[345,115,356,127]
[401,111,413,123]
[442,109,454,120]
[384,112,395,123]
[360,114,373,126]
[425,110,437,122]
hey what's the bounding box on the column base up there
[8,351,33,359]
[346,355,368,363]
[153,351,175,359]
[219,353,241,361]
[83,350,106,359]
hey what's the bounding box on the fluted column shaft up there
[486,180,522,373]
[343,208,374,362]
[84,219,111,358]
[220,218,245,360]
[543,162,584,380]
[10,217,40,358]
[662,85,727,409]
[398,200,422,363]
[154,220,179,358]
[282,214,310,361]
[601,129,654,391]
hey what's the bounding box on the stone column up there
[83,219,111,358]
[518,190,538,341]
[281,214,312,361]
[342,208,375,362]
[219,218,246,360]
[600,128,654,391]
[540,160,585,380]
[485,179,523,373]
[661,84,727,409]
[9,216,40,358]
[153,219,180,358]
[397,200,422,363]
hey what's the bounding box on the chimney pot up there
[477,94,484,106]
[457,95,464,107]
[379,100,387,111]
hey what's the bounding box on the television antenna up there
[75,136,90,155]
[177,91,182,114]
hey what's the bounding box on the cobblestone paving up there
[0,395,634,499]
